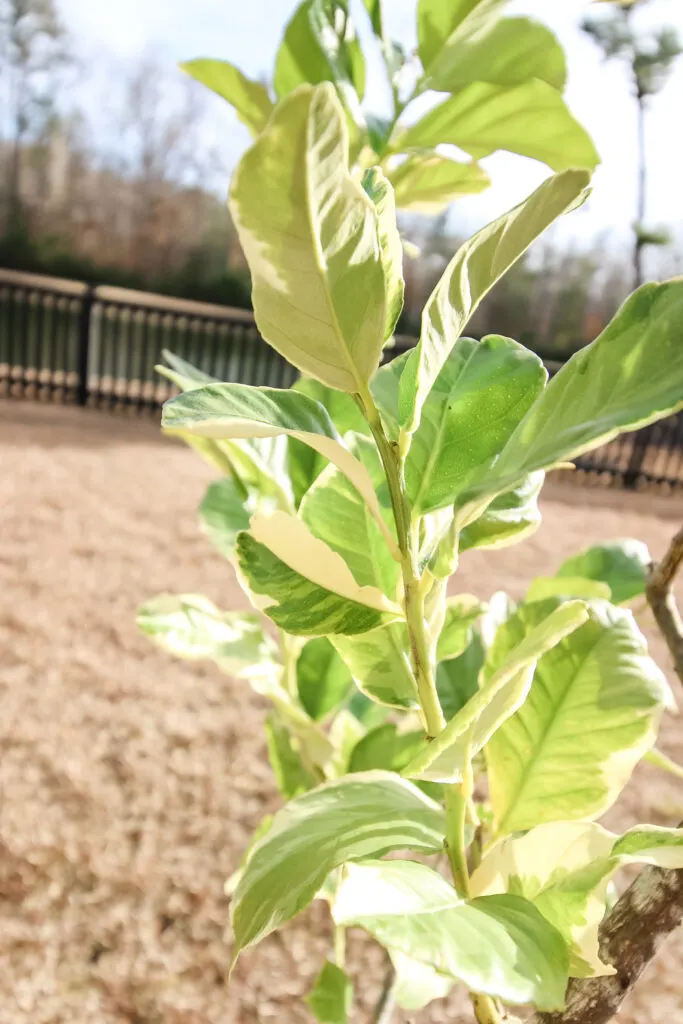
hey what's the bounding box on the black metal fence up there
[2,267,682,492]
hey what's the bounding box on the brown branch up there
[527,524,683,1024]
[529,862,683,1024]
[645,524,683,685]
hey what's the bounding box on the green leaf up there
[459,472,544,553]
[237,511,401,637]
[162,383,398,555]
[332,622,418,709]
[265,712,318,798]
[436,594,485,661]
[424,15,566,93]
[390,950,452,1011]
[417,0,506,70]
[556,540,651,605]
[230,771,446,958]
[300,435,399,597]
[349,724,426,774]
[198,478,252,562]
[361,167,404,341]
[470,821,617,977]
[405,601,588,783]
[486,600,673,836]
[436,633,485,721]
[405,335,547,514]
[297,637,354,720]
[180,59,273,135]
[526,576,612,603]
[462,281,683,509]
[306,961,353,1024]
[274,0,365,102]
[333,860,569,1010]
[136,594,279,675]
[229,83,389,393]
[387,154,490,213]
[399,79,599,173]
[397,169,590,435]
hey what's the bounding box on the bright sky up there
[58,0,683,247]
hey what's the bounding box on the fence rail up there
[2,267,682,492]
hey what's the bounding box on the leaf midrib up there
[495,625,605,835]
[305,91,383,393]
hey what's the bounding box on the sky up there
[57,0,683,250]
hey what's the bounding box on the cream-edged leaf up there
[405,602,588,782]
[237,511,401,636]
[405,335,547,514]
[486,600,673,836]
[136,594,279,676]
[300,435,399,597]
[461,281,683,510]
[397,170,590,435]
[472,821,683,979]
[230,772,446,958]
[390,951,452,1011]
[228,83,389,392]
[361,167,404,342]
[332,622,418,709]
[162,382,399,557]
[332,859,569,1010]
[459,472,544,553]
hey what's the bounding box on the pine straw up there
[2,400,683,1024]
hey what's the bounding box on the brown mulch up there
[1,399,683,1024]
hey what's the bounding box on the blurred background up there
[1,0,681,357]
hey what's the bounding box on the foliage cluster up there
[138,3,683,1021]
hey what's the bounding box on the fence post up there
[76,284,95,407]
[623,425,652,489]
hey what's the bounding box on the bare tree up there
[582,0,682,288]
[0,0,70,227]
[114,54,227,279]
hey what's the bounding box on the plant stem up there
[371,960,397,1024]
[359,388,445,736]
[334,924,346,968]
[444,782,470,896]
[358,389,501,1024]
[471,994,505,1024]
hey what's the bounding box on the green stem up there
[334,924,346,968]
[357,391,501,1024]
[471,994,504,1024]
[358,388,445,737]
[444,783,470,896]
[279,629,298,699]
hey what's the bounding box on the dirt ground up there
[2,399,683,1024]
